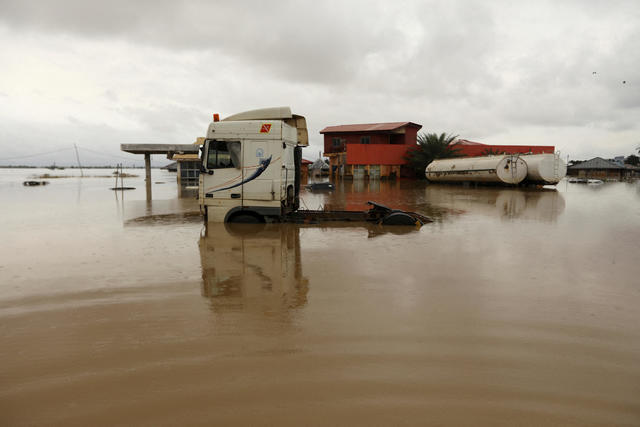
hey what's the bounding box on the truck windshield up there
[206,140,241,169]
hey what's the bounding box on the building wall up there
[300,165,309,183]
[324,133,396,154]
[346,144,410,165]
[567,168,623,179]
[404,126,418,145]
[343,164,404,179]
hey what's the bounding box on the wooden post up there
[144,153,152,201]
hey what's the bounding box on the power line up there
[0,147,73,161]
[0,144,167,163]
[76,145,140,161]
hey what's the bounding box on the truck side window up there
[206,140,241,169]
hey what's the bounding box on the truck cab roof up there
[218,106,308,146]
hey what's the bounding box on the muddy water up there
[1,171,640,426]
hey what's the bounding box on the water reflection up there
[313,179,425,213]
[122,198,201,226]
[425,184,566,222]
[199,223,309,311]
[308,179,566,223]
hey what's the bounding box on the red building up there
[320,122,422,178]
[451,139,555,157]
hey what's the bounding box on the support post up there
[144,153,152,201]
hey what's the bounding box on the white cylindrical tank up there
[425,155,528,185]
[521,153,567,185]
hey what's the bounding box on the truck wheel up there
[228,213,264,223]
[286,186,294,207]
[381,212,418,226]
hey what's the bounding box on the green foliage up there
[405,132,461,178]
[481,148,501,156]
[625,154,640,166]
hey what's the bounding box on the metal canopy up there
[120,144,199,155]
[120,143,201,202]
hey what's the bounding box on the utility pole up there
[74,143,84,177]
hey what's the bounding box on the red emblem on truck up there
[260,123,272,133]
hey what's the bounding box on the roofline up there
[319,122,422,134]
[567,156,625,169]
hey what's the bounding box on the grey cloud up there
[0,0,399,84]
[1,0,639,162]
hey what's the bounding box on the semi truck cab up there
[199,107,308,222]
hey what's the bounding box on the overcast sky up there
[1,0,639,166]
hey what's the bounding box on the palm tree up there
[405,132,461,178]
[481,148,501,156]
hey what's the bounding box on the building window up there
[332,137,342,148]
[360,136,370,144]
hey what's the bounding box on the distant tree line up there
[626,154,639,166]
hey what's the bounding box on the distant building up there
[172,153,200,189]
[567,157,639,180]
[309,158,330,178]
[168,137,205,197]
[450,139,555,157]
[321,121,422,179]
[163,162,178,172]
[613,156,626,166]
[301,158,312,181]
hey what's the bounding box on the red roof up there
[320,122,422,134]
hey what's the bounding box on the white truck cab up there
[199,107,308,222]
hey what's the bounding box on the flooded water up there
[1,169,640,426]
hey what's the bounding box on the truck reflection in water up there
[199,220,423,314]
[424,184,566,222]
[199,223,310,312]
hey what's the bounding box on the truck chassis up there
[284,202,431,226]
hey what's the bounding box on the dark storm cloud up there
[0,0,399,84]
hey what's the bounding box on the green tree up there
[625,154,640,166]
[405,132,461,178]
[481,148,501,156]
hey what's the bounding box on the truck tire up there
[228,212,264,224]
[381,212,418,226]
[286,186,294,207]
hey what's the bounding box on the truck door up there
[241,140,275,202]
[202,140,243,201]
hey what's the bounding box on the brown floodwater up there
[1,169,640,426]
